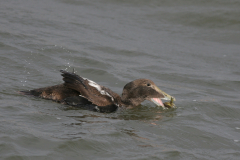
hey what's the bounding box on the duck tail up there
[18,90,31,95]
[18,89,42,97]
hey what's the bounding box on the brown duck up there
[19,70,175,113]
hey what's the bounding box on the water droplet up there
[234,140,239,142]
[56,117,61,120]
[193,100,196,101]
[235,127,240,130]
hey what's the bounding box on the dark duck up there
[19,70,175,113]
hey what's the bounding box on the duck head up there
[121,79,175,107]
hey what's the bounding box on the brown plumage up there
[19,70,175,113]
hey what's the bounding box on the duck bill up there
[150,86,175,107]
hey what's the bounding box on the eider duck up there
[19,70,175,113]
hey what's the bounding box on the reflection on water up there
[116,105,177,121]
[60,104,177,121]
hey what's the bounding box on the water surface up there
[1,0,240,159]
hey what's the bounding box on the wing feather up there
[60,70,118,107]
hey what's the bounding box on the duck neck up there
[120,96,142,108]
[120,88,144,107]
[120,98,132,108]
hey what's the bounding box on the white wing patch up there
[88,79,114,102]
[88,79,101,91]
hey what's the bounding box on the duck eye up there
[147,83,151,86]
